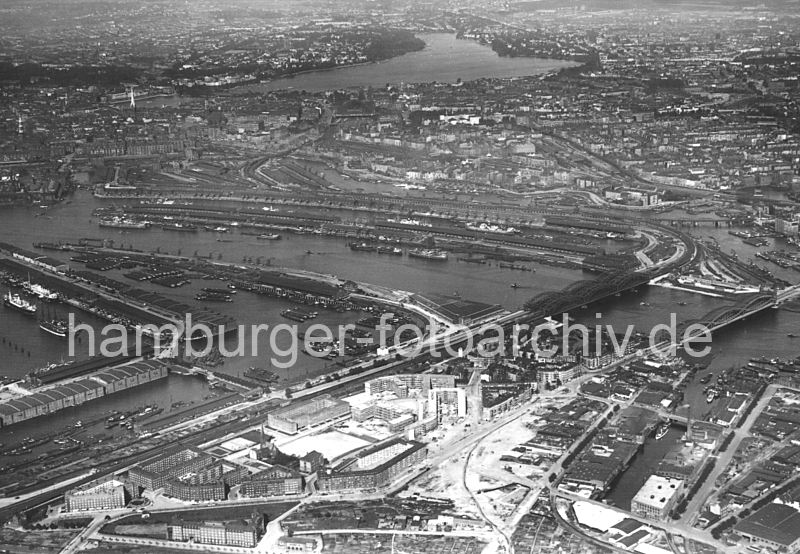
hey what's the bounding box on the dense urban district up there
[2,0,800,553]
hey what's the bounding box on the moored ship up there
[39,317,68,337]
[655,423,669,440]
[162,222,198,232]
[99,216,150,229]
[195,292,233,302]
[408,248,448,261]
[348,242,377,252]
[465,222,518,235]
[3,291,37,315]
[23,280,58,301]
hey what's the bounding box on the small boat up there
[788,333,798,338]
[511,283,520,289]
[257,233,281,240]
[655,424,669,440]
[706,391,716,403]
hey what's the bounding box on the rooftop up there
[632,475,683,509]
[735,502,800,547]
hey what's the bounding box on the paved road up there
[680,384,778,525]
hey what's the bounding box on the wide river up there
[142,32,578,107]
[2,193,800,468]
[253,33,577,92]
[1,32,798,456]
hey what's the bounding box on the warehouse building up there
[266,395,350,434]
[0,360,169,427]
[735,502,800,552]
[631,475,683,520]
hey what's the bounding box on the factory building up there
[631,475,683,520]
[266,394,350,434]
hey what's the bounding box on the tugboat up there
[655,423,669,440]
[3,291,37,316]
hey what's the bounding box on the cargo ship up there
[3,291,37,315]
[99,217,150,229]
[408,248,448,261]
[23,280,58,301]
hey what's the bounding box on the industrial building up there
[631,475,683,520]
[735,502,800,552]
[266,394,350,434]
[410,293,504,325]
[316,438,427,493]
[0,360,169,427]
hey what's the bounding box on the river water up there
[138,33,576,109]
[247,33,577,93]
[3,194,800,421]
[0,190,590,386]
[1,35,797,475]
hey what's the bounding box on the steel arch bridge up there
[523,269,657,316]
[694,293,776,332]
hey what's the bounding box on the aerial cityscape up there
[1,0,800,552]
